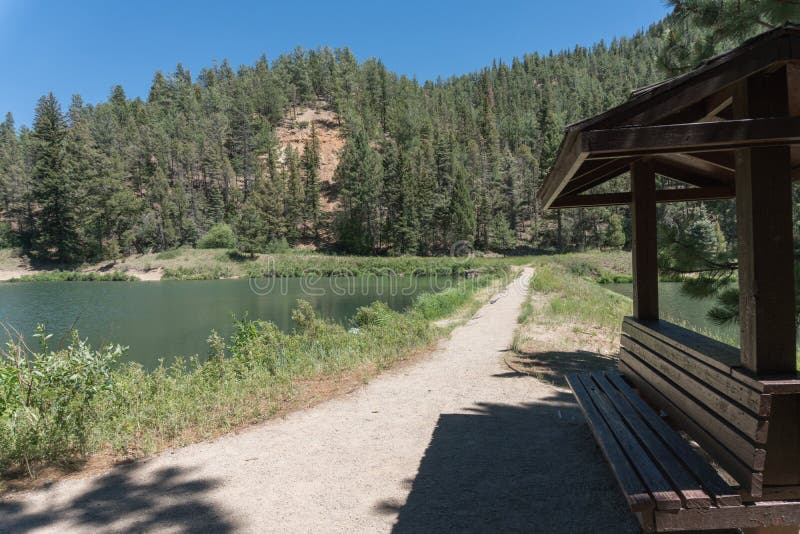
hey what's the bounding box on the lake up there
[0,276,449,369]
[606,282,740,346]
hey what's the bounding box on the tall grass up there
[156,252,519,280]
[7,271,136,282]
[0,268,510,480]
[528,258,631,332]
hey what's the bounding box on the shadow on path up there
[501,350,617,387]
[378,392,640,534]
[0,462,234,533]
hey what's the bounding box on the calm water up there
[606,282,740,346]
[0,276,447,369]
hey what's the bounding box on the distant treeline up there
[0,17,764,263]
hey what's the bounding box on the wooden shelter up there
[541,24,800,533]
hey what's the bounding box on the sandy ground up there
[0,268,638,533]
[0,269,30,281]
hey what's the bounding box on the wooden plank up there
[631,160,658,321]
[622,322,770,417]
[606,372,742,507]
[762,394,800,487]
[652,154,734,188]
[583,116,800,160]
[621,336,769,442]
[623,317,741,372]
[620,360,765,498]
[550,186,735,208]
[551,192,631,208]
[689,151,736,172]
[590,373,712,509]
[619,350,766,471]
[757,378,800,395]
[759,485,800,501]
[538,132,589,209]
[576,374,682,510]
[788,62,800,116]
[728,367,800,394]
[654,501,800,532]
[566,374,655,512]
[734,68,798,375]
[560,158,635,197]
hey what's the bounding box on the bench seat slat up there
[566,374,655,513]
[590,372,712,509]
[605,372,742,507]
[620,360,764,497]
[573,374,683,511]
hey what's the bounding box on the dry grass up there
[509,256,632,387]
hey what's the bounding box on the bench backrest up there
[619,316,800,499]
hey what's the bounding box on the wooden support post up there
[734,67,797,375]
[631,159,659,321]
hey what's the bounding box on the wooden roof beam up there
[560,158,635,197]
[652,154,734,188]
[583,116,800,160]
[551,186,735,209]
[657,89,734,125]
[690,151,736,172]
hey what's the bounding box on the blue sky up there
[0,0,671,128]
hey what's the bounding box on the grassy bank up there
[0,246,527,282]
[0,267,512,486]
[7,271,137,282]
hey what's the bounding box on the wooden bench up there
[566,317,800,533]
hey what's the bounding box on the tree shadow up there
[500,349,618,388]
[0,462,235,533]
[377,393,640,534]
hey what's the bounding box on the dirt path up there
[0,268,638,533]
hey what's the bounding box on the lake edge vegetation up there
[0,267,512,487]
[0,247,524,282]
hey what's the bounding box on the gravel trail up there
[0,268,637,533]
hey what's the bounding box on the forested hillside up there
[1,20,670,262]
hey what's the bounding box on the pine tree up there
[301,124,321,236]
[284,145,304,243]
[448,161,476,246]
[235,198,266,256]
[335,125,383,253]
[31,93,82,263]
[0,113,30,247]
[661,0,800,74]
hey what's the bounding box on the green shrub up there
[155,248,182,260]
[263,238,291,254]
[0,222,16,248]
[7,271,136,282]
[197,223,236,249]
[0,327,124,474]
[353,301,395,328]
[161,265,233,280]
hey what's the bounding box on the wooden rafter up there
[550,186,735,209]
[652,154,734,188]
[560,158,635,197]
